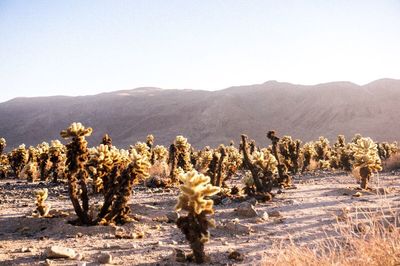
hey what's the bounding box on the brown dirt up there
[1,171,399,265]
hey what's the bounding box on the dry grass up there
[263,207,400,266]
[383,153,400,171]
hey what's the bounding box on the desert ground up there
[1,171,399,266]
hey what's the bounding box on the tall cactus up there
[175,170,220,263]
[61,122,93,225]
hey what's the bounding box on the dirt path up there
[1,171,399,265]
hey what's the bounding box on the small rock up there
[45,246,77,259]
[76,232,83,238]
[20,247,30,252]
[236,202,258,218]
[222,241,229,246]
[74,253,84,261]
[222,221,252,235]
[221,198,232,205]
[353,192,362,197]
[166,211,179,223]
[97,252,112,264]
[172,248,186,263]
[103,243,111,249]
[354,222,370,234]
[44,259,53,266]
[228,250,244,261]
[259,211,269,220]
[268,210,283,218]
[157,241,164,246]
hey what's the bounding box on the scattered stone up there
[45,246,77,259]
[157,241,164,246]
[268,210,283,218]
[76,232,83,238]
[44,259,53,266]
[97,252,113,264]
[20,247,30,252]
[74,253,84,261]
[354,222,370,234]
[221,198,232,205]
[259,211,269,220]
[103,243,111,249]
[171,240,178,245]
[236,202,258,218]
[353,192,362,198]
[172,248,186,263]
[222,241,229,246]
[228,250,244,261]
[222,220,252,235]
[166,211,179,223]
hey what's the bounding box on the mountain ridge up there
[0,79,399,150]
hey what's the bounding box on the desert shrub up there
[350,137,382,189]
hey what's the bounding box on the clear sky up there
[0,0,399,102]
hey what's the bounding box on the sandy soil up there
[1,171,399,266]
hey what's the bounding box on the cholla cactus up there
[267,131,292,187]
[146,134,154,149]
[21,161,38,182]
[0,154,9,178]
[88,144,115,193]
[331,135,353,171]
[224,145,242,180]
[101,134,113,148]
[313,136,331,169]
[241,134,275,200]
[32,188,50,217]
[8,144,28,178]
[61,122,93,225]
[37,142,50,181]
[132,142,151,160]
[169,136,193,182]
[196,147,213,173]
[99,150,151,224]
[377,141,398,161]
[0,138,6,155]
[175,170,220,263]
[153,145,168,163]
[48,140,65,182]
[277,136,302,174]
[301,142,316,172]
[351,137,382,189]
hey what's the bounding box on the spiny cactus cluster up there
[351,137,382,189]
[32,188,50,217]
[175,170,220,263]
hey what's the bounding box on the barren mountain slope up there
[0,79,399,149]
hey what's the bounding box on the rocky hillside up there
[0,79,399,149]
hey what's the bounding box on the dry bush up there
[263,208,400,266]
[149,161,169,177]
[383,153,400,171]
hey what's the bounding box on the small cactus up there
[175,170,220,263]
[351,137,382,189]
[32,188,51,217]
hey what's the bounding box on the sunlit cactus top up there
[175,170,220,215]
[133,142,151,158]
[153,145,168,162]
[129,149,151,180]
[253,149,278,174]
[60,122,93,138]
[175,135,190,150]
[351,137,382,171]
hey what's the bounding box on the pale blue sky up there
[1,0,399,102]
